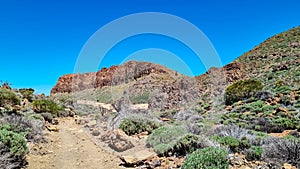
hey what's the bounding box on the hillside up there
[51,60,200,111]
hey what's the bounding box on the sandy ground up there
[26,118,125,169]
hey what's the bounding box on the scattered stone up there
[45,125,59,132]
[85,120,97,128]
[283,163,292,169]
[120,150,156,166]
[91,129,100,136]
[109,140,134,152]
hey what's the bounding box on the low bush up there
[245,146,263,161]
[225,79,263,105]
[41,113,54,123]
[211,125,254,140]
[147,125,216,156]
[0,123,28,169]
[19,88,34,102]
[0,144,27,169]
[0,88,20,107]
[32,99,62,115]
[172,134,202,155]
[263,137,300,166]
[0,114,44,143]
[181,147,229,169]
[119,116,160,135]
[0,124,28,156]
[211,136,250,152]
[146,125,188,155]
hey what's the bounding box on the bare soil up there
[26,117,125,169]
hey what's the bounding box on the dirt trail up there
[26,118,124,169]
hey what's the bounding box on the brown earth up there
[26,117,125,169]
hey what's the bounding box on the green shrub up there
[119,116,160,135]
[211,136,249,152]
[181,147,229,169]
[19,88,34,102]
[32,99,62,114]
[245,146,263,161]
[225,79,263,105]
[0,124,28,156]
[146,125,188,155]
[172,133,202,155]
[0,88,20,107]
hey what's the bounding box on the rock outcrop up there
[51,61,177,95]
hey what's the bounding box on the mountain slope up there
[213,26,300,133]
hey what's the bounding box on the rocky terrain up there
[1,26,300,169]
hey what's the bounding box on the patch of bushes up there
[0,114,44,143]
[119,116,160,135]
[181,147,229,169]
[225,79,263,105]
[32,99,62,115]
[0,88,20,107]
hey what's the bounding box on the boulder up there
[120,150,156,166]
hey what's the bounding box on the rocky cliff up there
[51,61,178,95]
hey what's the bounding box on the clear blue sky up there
[0,0,299,95]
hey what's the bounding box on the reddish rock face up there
[50,72,96,94]
[50,61,177,95]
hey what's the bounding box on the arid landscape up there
[0,26,300,168]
